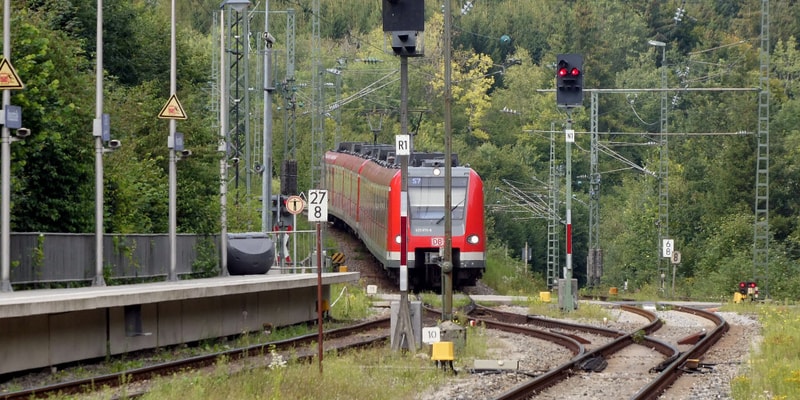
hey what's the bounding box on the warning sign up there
[0,59,24,90]
[330,252,345,265]
[158,94,187,120]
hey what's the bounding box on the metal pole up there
[564,113,574,311]
[292,213,297,272]
[92,0,106,287]
[168,0,177,281]
[316,221,323,373]
[219,8,229,276]
[442,0,453,321]
[0,0,12,291]
[391,55,416,352]
[262,1,273,234]
[660,45,671,297]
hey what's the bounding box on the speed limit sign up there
[307,190,328,222]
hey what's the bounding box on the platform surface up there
[0,272,360,318]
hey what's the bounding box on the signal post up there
[384,0,423,351]
[556,54,584,311]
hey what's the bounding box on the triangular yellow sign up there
[0,58,24,90]
[158,94,187,120]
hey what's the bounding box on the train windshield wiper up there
[436,199,464,224]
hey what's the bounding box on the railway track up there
[1,318,390,400]
[465,303,728,400]
[4,300,731,400]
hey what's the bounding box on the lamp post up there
[1,0,12,292]
[648,39,669,293]
[167,0,178,281]
[92,0,107,286]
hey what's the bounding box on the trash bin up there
[227,232,275,275]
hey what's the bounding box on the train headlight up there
[395,235,402,244]
[433,167,441,176]
[467,235,480,244]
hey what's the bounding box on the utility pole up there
[587,91,601,288]
[261,1,274,233]
[310,0,322,189]
[752,0,770,298]
[441,0,454,321]
[648,39,669,292]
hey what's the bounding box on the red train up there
[325,142,485,290]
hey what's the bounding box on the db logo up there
[431,237,444,247]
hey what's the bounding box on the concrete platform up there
[0,273,357,318]
[0,273,359,376]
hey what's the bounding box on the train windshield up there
[408,176,469,220]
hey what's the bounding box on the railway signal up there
[748,281,759,298]
[556,53,584,107]
[738,281,747,295]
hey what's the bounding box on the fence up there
[7,230,330,285]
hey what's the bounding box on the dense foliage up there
[3,0,800,300]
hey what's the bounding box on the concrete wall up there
[2,285,335,375]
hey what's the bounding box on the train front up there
[405,164,485,289]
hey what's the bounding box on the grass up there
[134,325,494,400]
[81,282,494,400]
[728,300,800,400]
[137,348,450,400]
[479,245,541,296]
[75,282,497,400]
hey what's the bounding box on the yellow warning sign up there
[158,94,187,120]
[0,58,24,90]
[331,252,345,265]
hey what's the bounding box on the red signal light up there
[570,67,581,76]
[558,67,568,77]
[738,282,747,294]
[739,282,746,288]
[749,282,757,288]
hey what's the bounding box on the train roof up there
[334,141,460,168]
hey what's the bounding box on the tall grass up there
[731,302,800,400]
[480,245,541,296]
[329,283,373,320]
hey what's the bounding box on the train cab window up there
[408,177,468,220]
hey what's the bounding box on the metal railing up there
[7,230,331,285]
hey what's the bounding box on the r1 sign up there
[396,134,410,156]
[308,190,328,222]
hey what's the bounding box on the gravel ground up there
[414,306,762,400]
[330,227,764,399]
[661,310,762,400]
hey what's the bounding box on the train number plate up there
[431,237,444,247]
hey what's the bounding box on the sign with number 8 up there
[308,190,328,222]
